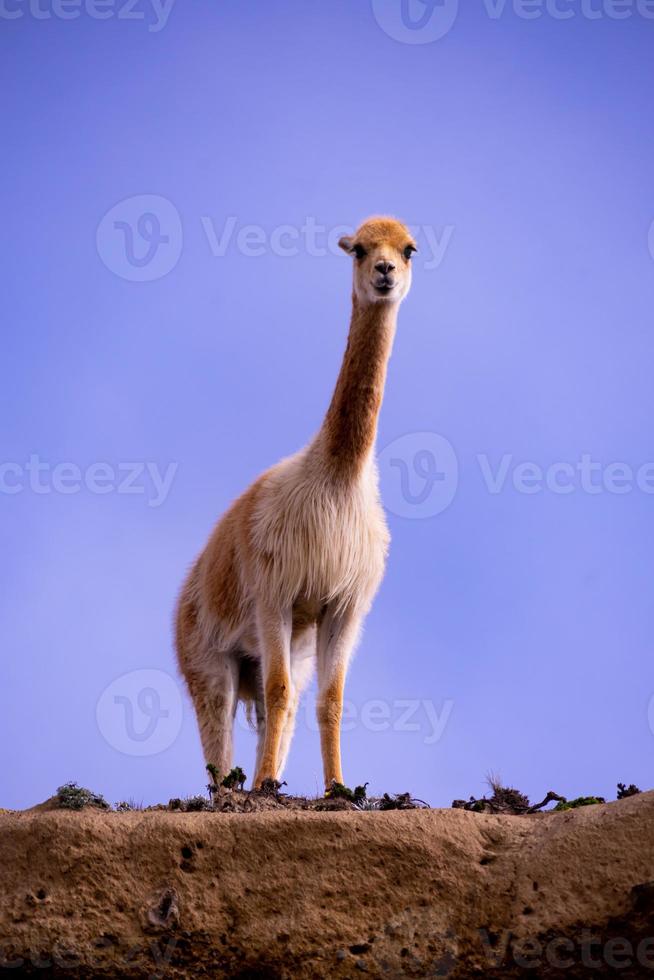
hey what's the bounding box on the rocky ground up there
[1,791,653,978]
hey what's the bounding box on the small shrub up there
[56,782,109,811]
[354,798,381,811]
[185,795,212,812]
[256,778,285,797]
[617,783,641,800]
[221,767,247,791]
[115,798,143,812]
[486,774,530,811]
[379,792,418,811]
[554,796,605,812]
[325,782,368,803]
[452,779,566,815]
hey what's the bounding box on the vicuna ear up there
[338,236,355,254]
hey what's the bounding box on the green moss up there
[554,796,605,812]
[325,782,368,803]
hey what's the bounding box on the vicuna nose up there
[375,261,395,274]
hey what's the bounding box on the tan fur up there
[176,216,416,789]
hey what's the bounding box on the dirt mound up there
[1,792,653,978]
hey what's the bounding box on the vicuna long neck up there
[315,295,398,479]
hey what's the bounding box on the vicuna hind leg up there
[316,604,363,790]
[252,625,316,783]
[185,655,239,783]
[276,627,316,778]
[252,601,292,787]
[253,687,265,780]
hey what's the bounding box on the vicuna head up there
[339,216,417,307]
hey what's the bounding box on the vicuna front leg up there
[253,602,292,788]
[317,604,363,790]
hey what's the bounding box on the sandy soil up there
[1,791,653,978]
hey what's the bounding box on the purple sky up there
[2,1,654,809]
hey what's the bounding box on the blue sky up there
[2,0,654,809]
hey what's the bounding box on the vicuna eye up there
[403,245,416,260]
[353,244,367,260]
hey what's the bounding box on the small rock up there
[631,881,654,913]
[147,888,179,929]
